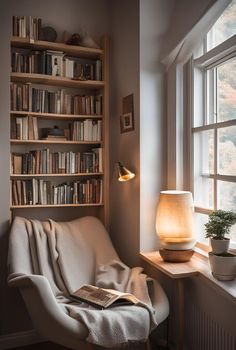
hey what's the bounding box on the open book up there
[70,284,139,309]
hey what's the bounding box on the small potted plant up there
[205,209,236,254]
[205,209,236,281]
[208,251,236,281]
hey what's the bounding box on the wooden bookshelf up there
[10,111,103,120]
[10,139,102,145]
[10,33,109,225]
[11,36,103,58]
[10,173,103,178]
[11,72,104,89]
[11,203,104,209]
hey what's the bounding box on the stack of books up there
[11,178,103,205]
[12,15,42,40]
[11,83,102,115]
[11,148,103,174]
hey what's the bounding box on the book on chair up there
[69,284,139,309]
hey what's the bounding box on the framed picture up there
[120,94,134,133]
[120,112,134,133]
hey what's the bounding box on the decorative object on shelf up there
[209,251,236,281]
[42,126,65,138]
[156,190,195,262]
[116,162,135,182]
[120,94,134,133]
[80,34,100,49]
[41,26,57,42]
[204,209,236,254]
[66,33,82,46]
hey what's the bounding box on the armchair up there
[8,216,169,349]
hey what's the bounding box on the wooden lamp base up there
[159,248,194,262]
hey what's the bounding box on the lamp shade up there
[156,190,195,250]
[117,162,135,182]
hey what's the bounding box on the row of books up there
[11,51,102,81]
[11,83,102,115]
[12,16,42,40]
[71,120,102,141]
[11,116,39,140]
[11,178,103,206]
[11,117,102,142]
[11,148,103,175]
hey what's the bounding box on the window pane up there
[194,178,214,209]
[217,58,236,122]
[194,130,214,209]
[218,126,236,175]
[230,224,236,242]
[206,68,216,125]
[218,180,236,210]
[207,0,236,51]
[193,212,208,243]
[194,130,214,175]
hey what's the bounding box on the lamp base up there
[159,248,194,262]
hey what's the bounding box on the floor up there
[10,341,169,350]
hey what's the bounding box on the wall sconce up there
[116,162,135,182]
[156,190,195,262]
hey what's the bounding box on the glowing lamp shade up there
[156,191,195,261]
[117,162,135,182]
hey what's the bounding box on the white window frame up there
[191,34,236,242]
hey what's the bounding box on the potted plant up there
[209,252,236,281]
[205,209,236,254]
[205,209,236,281]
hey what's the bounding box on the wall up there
[109,0,176,266]
[109,0,140,267]
[0,0,110,336]
[139,0,175,252]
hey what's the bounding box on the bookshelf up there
[10,31,109,227]
[11,72,105,89]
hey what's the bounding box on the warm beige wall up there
[109,0,140,267]
[0,0,110,335]
[108,0,176,265]
[140,0,175,252]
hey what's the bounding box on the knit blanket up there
[11,218,158,347]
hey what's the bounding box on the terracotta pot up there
[210,238,230,254]
[209,252,236,281]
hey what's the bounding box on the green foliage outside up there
[205,209,236,239]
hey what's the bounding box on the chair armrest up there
[8,273,88,348]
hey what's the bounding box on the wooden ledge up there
[140,251,236,303]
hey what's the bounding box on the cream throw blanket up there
[24,219,157,347]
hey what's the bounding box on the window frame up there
[191,34,236,242]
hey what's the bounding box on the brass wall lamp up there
[116,162,135,182]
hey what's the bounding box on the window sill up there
[140,249,236,304]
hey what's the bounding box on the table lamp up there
[156,190,195,262]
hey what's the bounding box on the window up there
[207,0,236,51]
[192,0,236,243]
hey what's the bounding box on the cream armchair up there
[8,216,169,349]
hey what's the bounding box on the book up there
[69,284,139,309]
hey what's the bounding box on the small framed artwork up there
[120,112,134,133]
[120,94,134,133]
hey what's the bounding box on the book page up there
[71,285,139,308]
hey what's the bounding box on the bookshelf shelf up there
[11,36,103,59]
[10,173,103,178]
[11,72,104,89]
[10,27,109,226]
[11,203,104,209]
[10,139,102,145]
[10,111,103,120]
